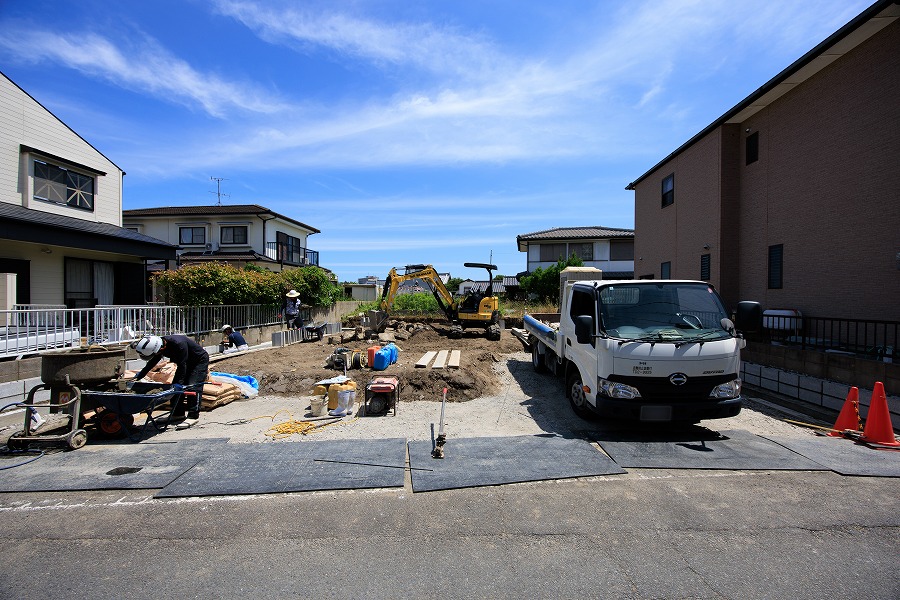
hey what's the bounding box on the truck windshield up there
[598,283,732,343]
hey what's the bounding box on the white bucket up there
[310,397,327,416]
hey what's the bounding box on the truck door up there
[566,286,600,406]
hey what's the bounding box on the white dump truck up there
[514,276,761,422]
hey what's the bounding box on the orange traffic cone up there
[829,386,861,437]
[859,382,900,447]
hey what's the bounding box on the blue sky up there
[0,0,869,283]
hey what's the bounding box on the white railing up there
[0,304,282,359]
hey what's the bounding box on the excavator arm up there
[376,262,502,341]
[379,265,457,322]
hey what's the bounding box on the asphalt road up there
[0,464,897,599]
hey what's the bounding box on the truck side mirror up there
[734,301,763,334]
[574,315,595,345]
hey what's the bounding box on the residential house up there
[626,0,899,320]
[122,204,320,275]
[517,226,635,278]
[343,283,380,302]
[0,71,177,309]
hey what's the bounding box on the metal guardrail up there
[0,304,281,359]
[763,314,898,362]
[263,242,319,267]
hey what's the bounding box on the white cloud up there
[212,0,506,79]
[0,26,288,118]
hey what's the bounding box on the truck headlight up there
[709,378,741,399]
[598,377,642,399]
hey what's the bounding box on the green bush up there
[153,262,341,307]
[519,254,584,301]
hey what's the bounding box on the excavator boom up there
[377,263,502,340]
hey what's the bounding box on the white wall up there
[0,74,122,226]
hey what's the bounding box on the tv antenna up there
[209,177,229,206]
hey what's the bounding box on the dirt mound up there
[214,323,523,403]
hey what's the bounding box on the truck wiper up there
[616,334,663,346]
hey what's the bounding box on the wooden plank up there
[447,350,461,369]
[432,350,449,369]
[415,351,438,368]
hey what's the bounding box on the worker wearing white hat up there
[283,289,303,329]
[129,334,209,429]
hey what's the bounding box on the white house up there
[122,204,320,273]
[0,72,177,308]
[516,226,635,278]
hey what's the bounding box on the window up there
[746,131,759,165]
[571,243,593,261]
[179,227,206,245]
[700,254,711,281]
[610,240,634,261]
[661,261,671,279]
[276,231,305,264]
[221,226,248,245]
[65,258,114,307]
[33,160,94,210]
[539,243,567,262]
[768,244,783,289]
[661,173,674,207]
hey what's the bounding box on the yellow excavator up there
[378,263,502,340]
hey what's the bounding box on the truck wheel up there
[531,345,547,373]
[566,371,594,420]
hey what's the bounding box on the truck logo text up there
[669,373,688,386]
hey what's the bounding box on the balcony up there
[265,242,319,267]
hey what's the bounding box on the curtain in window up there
[94,262,114,305]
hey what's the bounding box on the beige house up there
[0,72,176,308]
[627,0,899,320]
[123,204,320,273]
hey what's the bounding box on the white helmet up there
[222,324,232,332]
[132,335,163,358]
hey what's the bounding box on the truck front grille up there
[607,374,736,402]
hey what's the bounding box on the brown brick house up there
[627,0,899,321]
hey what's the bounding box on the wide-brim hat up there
[286,289,300,298]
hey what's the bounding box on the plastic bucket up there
[372,348,390,371]
[327,385,340,409]
[310,397,327,416]
[367,346,381,367]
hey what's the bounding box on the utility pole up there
[210,177,229,206]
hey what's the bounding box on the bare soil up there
[214,322,523,403]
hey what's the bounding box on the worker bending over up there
[130,335,209,429]
[221,324,249,353]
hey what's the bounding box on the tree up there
[519,254,584,302]
[445,277,463,293]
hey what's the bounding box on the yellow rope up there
[260,410,360,440]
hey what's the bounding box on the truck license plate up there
[640,405,672,421]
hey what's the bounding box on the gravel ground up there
[145,351,820,445]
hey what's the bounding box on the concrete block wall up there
[742,362,900,424]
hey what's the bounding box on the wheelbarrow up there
[6,377,88,451]
[81,381,204,442]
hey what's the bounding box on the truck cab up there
[529,279,761,422]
